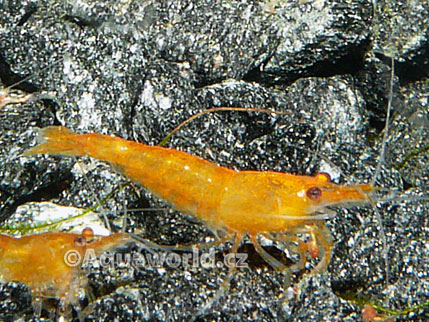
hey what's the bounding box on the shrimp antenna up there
[371,57,395,284]
[75,158,112,232]
[373,57,395,187]
[159,106,289,146]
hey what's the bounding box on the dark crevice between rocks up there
[192,71,227,89]
[357,42,428,140]
[42,99,62,126]
[0,51,62,120]
[331,278,368,301]
[244,37,371,86]
[375,42,429,85]
[0,52,39,92]
[0,174,72,222]
[16,2,39,26]
[353,61,393,136]
[127,73,147,139]
[61,14,104,29]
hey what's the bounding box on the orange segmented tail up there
[24,126,86,157]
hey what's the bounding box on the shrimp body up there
[0,228,131,317]
[25,126,373,274]
[25,126,372,229]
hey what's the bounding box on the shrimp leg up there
[263,232,307,272]
[310,221,333,274]
[250,234,290,272]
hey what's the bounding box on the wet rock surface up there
[0,0,427,321]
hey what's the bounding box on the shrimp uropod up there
[24,126,374,283]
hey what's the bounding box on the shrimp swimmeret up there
[0,228,132,320]
[24,126,374,276]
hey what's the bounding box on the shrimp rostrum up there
[24,126,373,280]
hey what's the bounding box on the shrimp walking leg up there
[250,234,291,273]
[310,222,333,273]
[263,232,307,272]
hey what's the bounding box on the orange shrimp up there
[0,227,132,320]
[24,126,373,277]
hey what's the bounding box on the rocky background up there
[0,0,427,321]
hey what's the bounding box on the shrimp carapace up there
[217,170,372,233]
[25,126,374,276]
[0,228,132,319]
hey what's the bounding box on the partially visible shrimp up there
[0,227,132,320]
[24,126,374,279]
[0,85,37,109]
[0,58,62,109]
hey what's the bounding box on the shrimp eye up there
[306,187,322,200]
[74,236,86,247]
[82,227,94,239]
[316,172,331,183]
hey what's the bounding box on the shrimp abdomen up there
[25,126,234,221]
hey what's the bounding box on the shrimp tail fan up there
[24,126,85,157]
